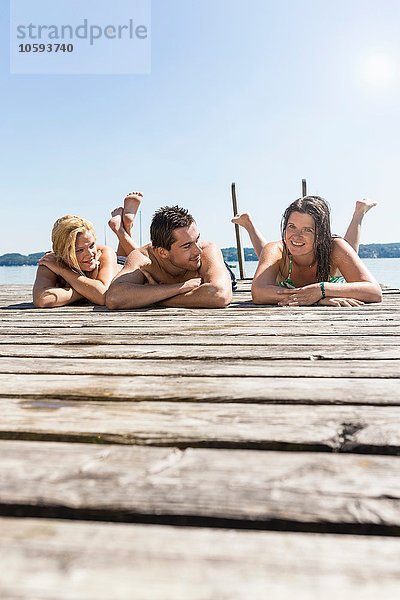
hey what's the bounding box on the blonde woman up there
[33,192,141,307]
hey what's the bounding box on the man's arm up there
[105,250,201,309]
[160,243,232,308]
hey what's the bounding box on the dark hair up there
[150,206,195,250]
[280,196,333,281]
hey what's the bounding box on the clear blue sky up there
[1,0,400,255]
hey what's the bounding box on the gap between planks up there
[1,440,400,536]
[1,400,400,455]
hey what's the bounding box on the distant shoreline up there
[1,243,400,266]
[222,244,400,262]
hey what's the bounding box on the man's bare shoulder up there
[125,246,152,269]
[198,241,226,278]
[200,241,221,256]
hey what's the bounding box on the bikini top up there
[277,254,345,288]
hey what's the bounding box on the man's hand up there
[140,267,201,296]
[181,277,202,293]
[157,278,203,306]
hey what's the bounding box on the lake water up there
[0,265,39,285]
[0,258,399,288]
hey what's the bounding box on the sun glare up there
[362,54,397,86]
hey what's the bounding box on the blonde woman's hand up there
[38,252,63,275]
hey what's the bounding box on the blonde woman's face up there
[75,230,98,272]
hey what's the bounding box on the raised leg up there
[123,191,142,236]
[108,192,143,257]
[231,213,267,258]
[108,206,138,257]
[344,199,377,253]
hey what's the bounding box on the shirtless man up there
[105,205,232,309]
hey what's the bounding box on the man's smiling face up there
[167,222,202,271]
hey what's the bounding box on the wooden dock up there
[0,281,400,599]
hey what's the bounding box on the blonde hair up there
[51,215,96,273]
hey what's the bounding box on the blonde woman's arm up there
[33,265,83,308]
[37,246,119,305]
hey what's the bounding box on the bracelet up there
[319,281,326,299]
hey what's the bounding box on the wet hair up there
[51,215,96,273]
[150,206,195,250]
[280,196,333,282]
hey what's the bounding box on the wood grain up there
[1,282,400,594]
[1,517,400,600]
[1,440,400,530]
[0,374,399,404]
[0,357,398,377]
[1,400,400,453]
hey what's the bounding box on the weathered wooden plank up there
[1,440,400,530]
[0,357,399,377]
[1,313,399,327]
[0,334,398,346]
[1,302,399,312]
[1,324,399,335]
[1,311,399,321]
[1,309,399,322]
[1,300,399,321]
[1,518,400,600]
[0,374,399,404]
[0,343,398,359]
[1,400,400,454]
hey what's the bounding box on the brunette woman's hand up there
[318,297,364,307]
[277,283,322,306]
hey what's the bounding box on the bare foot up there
[355,198,377,216]
[231,213,253,230]
[108,207,124,234]
[123,191,142,233]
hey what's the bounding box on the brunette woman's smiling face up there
[284,211,316,256]
[75,230,98,272]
